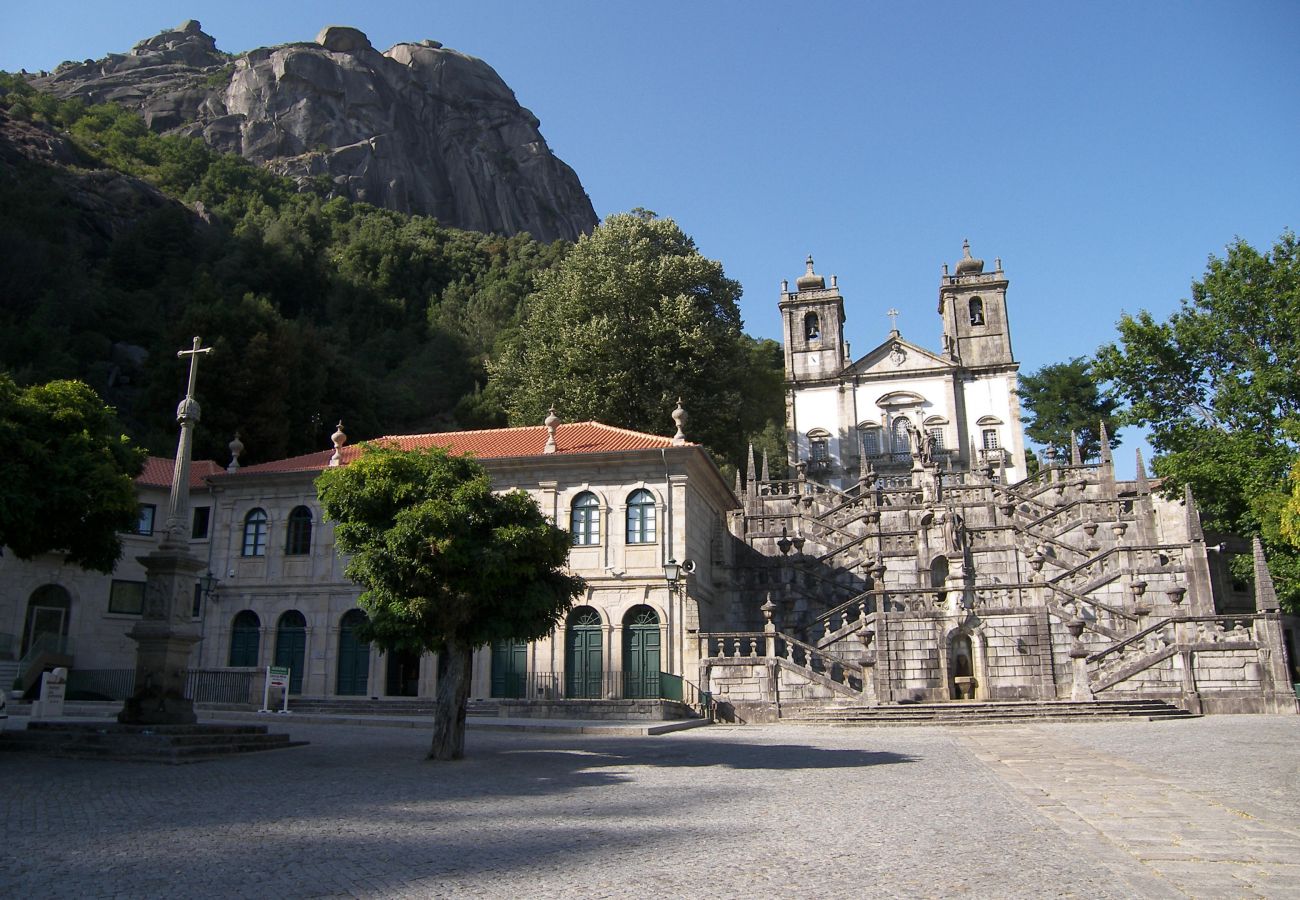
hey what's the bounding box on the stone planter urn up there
[952,675,978,701]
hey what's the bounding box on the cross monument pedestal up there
[118,337,211,726]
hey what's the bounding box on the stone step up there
[280,698,501,716]
[0,721,308,763]
[785,699,1196,726]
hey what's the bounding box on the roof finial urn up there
[544,405,559,454]
[671,398,687,446]
[329,421,347,467]
[227,431,244,473]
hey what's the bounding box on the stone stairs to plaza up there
[0,721,307,762]
[265,697,502,717]
[783,698,1197,727]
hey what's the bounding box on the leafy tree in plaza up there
[0,373,145,572]
[316,445,585,760]
[488,209,783,467]
[1019,357,1121,461]
[1094,231,1300,609]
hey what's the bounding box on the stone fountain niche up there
[949,632,977,700]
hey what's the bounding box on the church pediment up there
[846,335,954,376]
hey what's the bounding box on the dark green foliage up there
[1019,357,1121,461]
[488,210,785,468]
[0,79,565,464]
[1095,231,1300,610]
[0,374,145,572]
[315,445,584,758]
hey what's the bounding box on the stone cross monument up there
[118,337,213,725]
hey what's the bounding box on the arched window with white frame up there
[570,492,600,546]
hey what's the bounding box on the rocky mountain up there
[29,21,597,243]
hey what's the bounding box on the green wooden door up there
[490,639,529,699]
[228,610,260,667]
[385,650,420,696]
[565,608,603,699]
[274,611,306,694]
[336,610,370,696]
[622,606,661,699]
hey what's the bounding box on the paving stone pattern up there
[3,716,1298,898]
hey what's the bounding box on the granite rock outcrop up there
[30,21,597,242]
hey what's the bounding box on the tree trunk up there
[428,638,474,760]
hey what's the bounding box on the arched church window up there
[804,312,820,340]
[969,297,985,326]
[807,430,830,468]
[891,418,912,459]
[859,425,881,457]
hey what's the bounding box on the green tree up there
[316,445,585,760]
[488,209,781,466]
[0,374,145,572]
[1019,357,1121,461]
[1094,231,1300,608]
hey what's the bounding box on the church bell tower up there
[780,256,847,382]
[938,240,1015,367]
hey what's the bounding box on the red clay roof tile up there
[229,422,684,477]
[136,457,224,489]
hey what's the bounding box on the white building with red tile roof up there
[1,417,739,704]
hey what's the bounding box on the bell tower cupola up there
[937,239,1015,368]
[780,255,847,382]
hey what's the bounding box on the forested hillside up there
[0,76,785,471]
[0,75,569,464]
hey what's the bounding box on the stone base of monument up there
[0,721,307,764]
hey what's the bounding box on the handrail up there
[17,633,69,675]
[1086,613,1264,665]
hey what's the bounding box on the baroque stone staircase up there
[717,455,1290,719]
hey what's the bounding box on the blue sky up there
[6,2,1298,474]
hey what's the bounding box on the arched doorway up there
[274,610,307,694]
[21,585,72,657]
[386,650,420,696]
[336,610,370,696]
[491,638,529,699]
[622,606,661,699]
[228,610,261,667]
[565,607,603,699]
[949,632,976,700]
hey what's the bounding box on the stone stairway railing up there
[1085,614,1267,695]
[699,631,865,698]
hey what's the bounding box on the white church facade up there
[782,241,1027,488]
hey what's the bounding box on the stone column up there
[119,337,213,726]
[1067,617,1094,702]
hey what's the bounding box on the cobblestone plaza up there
[4,716,1299,898]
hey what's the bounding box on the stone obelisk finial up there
[1253,536,1280,612]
